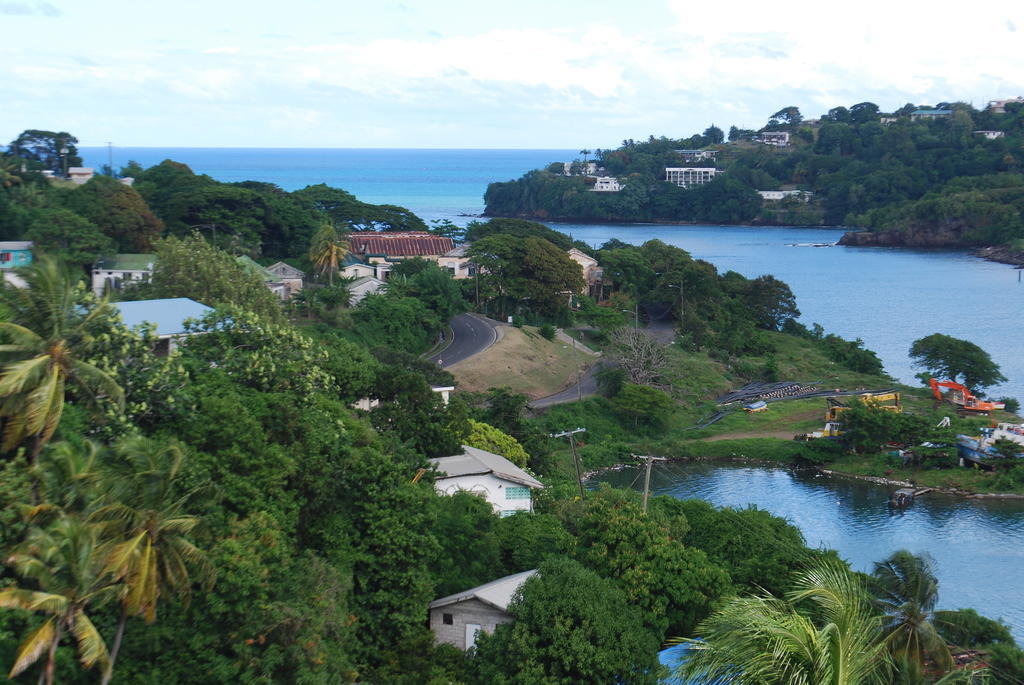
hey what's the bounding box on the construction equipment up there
[929,379,1005,416]
[797,391,901,440]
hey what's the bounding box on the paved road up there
[528,362,608,409]
[426,313,501,368]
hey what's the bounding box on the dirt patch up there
[449,326,594,399]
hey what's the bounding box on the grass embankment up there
[540,328,1024,494]
[449,325,596,399]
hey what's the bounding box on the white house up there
[674,149,717,162]
[561,161,598,176]
[758,131,791,147]
[429,570,537,650]
[974,130,1005,140]
[436,245,475,280]
[910,109,951,121]
[757,190,814,202]
[92,254,155,296]
[665,167,721,188]
[346,275,386,304]
[67,167,95,184]
[590,177,622,192]
[112,298,214,354]
[430,446,544,517]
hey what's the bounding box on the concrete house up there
[758,131,791,147]
[988,96,1024,114]
[112,298,214,354]
[346,275,386,304]
[910,109,951,121]
[675,149,717,162]
[67,167,95,185]
[665,167,721,188]
[0,241,33,286]
[266,262,305,296]
[430,446,544,517]
[92,253,155,296]
[567,248,603,298]
[429,569,537,650]
[974,130,1005,140]
[589,177,623,192]
[436,245,475,280]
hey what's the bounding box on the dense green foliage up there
[485,102,1024,246]
[910,333,1007,391]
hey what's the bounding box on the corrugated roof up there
[429,569,538,611]
[349,231,454,258]
[430,446,544,489]
[94,254,155,271]
[266,261,305,278]
[349,276,385,288]
[235,256,278,282]
[0,242,33,250]
[113,298,214,337]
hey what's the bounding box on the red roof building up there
[349,232,454,259]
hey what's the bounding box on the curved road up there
[427,313,502,368]
[528,362,608,409]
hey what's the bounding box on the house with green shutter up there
[429,446,543,517]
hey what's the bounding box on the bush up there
[538,324,556,340]
[999,397,1021,414]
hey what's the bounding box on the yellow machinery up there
[799,391,901,440]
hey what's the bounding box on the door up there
[465,623,482,650]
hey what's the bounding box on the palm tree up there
[0,514,116,685]
[871,550,955,672]
[92,436,213,683]
[309,222,349,286]
[674,560,892,684]
[0,256,123,464]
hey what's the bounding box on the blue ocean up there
[80,147,1024,402]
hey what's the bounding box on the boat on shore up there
[957,422,1024,468]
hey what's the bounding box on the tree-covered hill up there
[484,101,1024,250]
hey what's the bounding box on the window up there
[442,613,453,625]
[0,253,9,263]
[505,486,531,500]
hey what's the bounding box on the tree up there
[6,130,82,174]
[0,514,116,685]
[609,327,668,386]
[612,383,674,428]
[703,125,725,144]
[92,437,213,684]
[137,234,285,323]
[769,106,803,127]
[23,208,116,269]
[468,235,584,318]
[60,175,164,252]
[473,556,661,685]
[870,550,954,672]
[0,257,123,463]
[465,419,529,467]
[740,275,800,330]
[675,560,892,685]
[909,333,1007,390]
[309,221,349,285]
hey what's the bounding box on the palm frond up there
[71,609,110,670]
[8,617,56,677]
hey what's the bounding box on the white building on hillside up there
[757,190,814,202]
[590,177,622,192]
[988,97,1024,114]
[974,130,1005,140]
[92,254,155,296]
[665,167,721,188]
[758,131,790,146]
[430,446,544,516]
[429,570,538,650]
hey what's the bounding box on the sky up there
[2,0,1024,149]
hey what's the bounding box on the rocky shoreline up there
[839,230,1024,267]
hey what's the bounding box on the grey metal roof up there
[429,445,544,489]
[266,261,305,278]
[113,298,214,337]
[429,569,538,612]
[0,242,33,250]
[349,275,385,288]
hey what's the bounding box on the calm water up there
[595,462,1024,639]
[79,147,1024,400]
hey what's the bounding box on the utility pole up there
[633,454,667,513]
[552,427,587,499]
[106,142,113,176]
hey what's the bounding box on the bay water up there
[594,462,1024,640]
